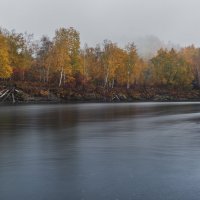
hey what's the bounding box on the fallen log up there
[0,90,9,99]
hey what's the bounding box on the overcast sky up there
[1,0,200,47]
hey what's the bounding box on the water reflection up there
[1,103,200,200]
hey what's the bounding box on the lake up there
[1,103,200,200]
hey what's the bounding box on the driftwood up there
[0,90,9,98]
[112,94,120,101]
[0,87,23,103]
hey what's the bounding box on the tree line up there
[0,27,200,90]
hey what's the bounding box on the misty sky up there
[1,0,200,47]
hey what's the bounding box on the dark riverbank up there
[1,82,200,104]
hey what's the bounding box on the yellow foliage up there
[0,34,12,78]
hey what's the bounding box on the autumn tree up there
[5,31,33,80]
[36,36,53,82]
[66,27,81,74]
[0,33,12,78]
[51,28,72,86]
[180,46,200,88]
[132,58,148,86]
[81,45,100,82]
[151,48,193,87]
[125,43,138,89]
[102,40,127,88]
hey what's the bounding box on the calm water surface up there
[1,103,200,200]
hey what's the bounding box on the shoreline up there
[1,98,200,106]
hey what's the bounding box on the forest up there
[1,27,200,102]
